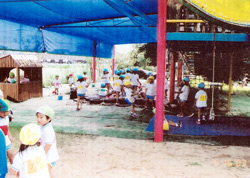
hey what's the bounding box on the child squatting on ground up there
[9,123,50,178]
[189,82,208,124]
[0,99,14,164]
[36,106,59,178]
[124,80,138,118]
[75,75,89,111]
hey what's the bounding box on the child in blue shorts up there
[124,81,137,118]
[75,75,89,111]
[145,76,156,109]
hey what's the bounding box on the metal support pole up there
[93,41,97,83]
[154,0,167,142]
[169,53,175,104]
[112,45,115,76]
[177,54,182,86]
[227,52,233,111]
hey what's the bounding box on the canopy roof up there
[0,0,158,58]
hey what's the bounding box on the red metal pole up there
[93,41,97,83]
[112,45,115,76]
[155,0,167,143]
[177,54,182,86]
[169,53,175,104]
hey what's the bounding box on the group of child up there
[0,99,59,178]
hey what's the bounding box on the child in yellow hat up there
[9,123,50,178]
[124,80,138,118]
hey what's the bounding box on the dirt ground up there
[4,85,250,178]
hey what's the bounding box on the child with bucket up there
[36,106,59,178]
[75,75,89,111]
[52,75,61,95]
[9,123,50,178]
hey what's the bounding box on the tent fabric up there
[0,0,158,58]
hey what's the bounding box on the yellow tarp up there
[187,0,250,25]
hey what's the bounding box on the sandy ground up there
[4,85,250,178]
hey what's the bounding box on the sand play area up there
[5,85,250,178]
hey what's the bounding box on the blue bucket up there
[58,95,63,100]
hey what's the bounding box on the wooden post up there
[227,52,233,111]
[93,41,97,83]
[16,67,20,101]
[169,53,175,104]
[154,0,167,143]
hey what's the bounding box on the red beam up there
[112,45,115,76]
[177,54,182,86]
[93,41,97,83]
[169,54,175,104]
[155,0,167,143]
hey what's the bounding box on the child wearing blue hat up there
[176,77,190,117]
[113,72,123,105]
[130,67,141,92]
[190,82,208,124]
[74,75,89,111]
[124,68,131,82]
[0,99,14,164]
[101,68,112,96]
[98,83,108,98]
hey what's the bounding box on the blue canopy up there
[0,0,159,58]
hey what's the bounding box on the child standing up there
[75,75,89,111]
[113,74,123,105]
[176,77,190,117]
[130,67,141,92]
[124,68,131,82]
[36,106,59,178]
[101,68,112,96]
[145,76,156,109]
[191,82,208,124]
[68,74,74,86]
[0,99,14,164]
[52,75,61,95]
[9,123,50,178]
[124,81,137,118]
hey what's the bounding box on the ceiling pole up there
[155,0,167,143]
[112,45,115,76]
[93,41,97,83]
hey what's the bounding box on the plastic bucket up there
[58,95,63,100]
[92,84,95,87]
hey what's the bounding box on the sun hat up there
[148,76,154,80]
[55,75,59,77]
[133,67,138,72]
[77,75,83,80]
[126,68,130,72]
[120,75,125,79]
[119,69,123,73]
[183,77,189,82]
[101,83,105,87]
[104,68,108,72]
[9,72,15,77]
[124,80,132,86]
[148,72,152,76]
[69,74,73,77]
[36,106,55,119]
[83,71,87,74]
[198,82,205,89]
[0,99,11,112]
[20,123,41,145]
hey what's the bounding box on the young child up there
[191,82,208,124]
[124,81,137,118]
[145,76,156,109]
[0,99,14,164]
[52,75,61,95]
[130,67,141,92]
[68,74,74,86]
[36,106,59,178]
[9,123,50,178]
[75,75,89,111]
[101,68,112,96]
[176,77,190,117]
[5,72,16,83]
[119,75,125,96]
[98,83,108,98]
[124,68,131,82]
[113,74,123,105]
[22,74,30,83]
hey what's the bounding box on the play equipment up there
[0,129,7,178]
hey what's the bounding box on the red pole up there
[177,54,182,86]
[93,41,97,83]
[169,53,175,104]
[155,0,167,143]
[112,45,115,76]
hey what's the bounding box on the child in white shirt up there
[101,68,112,96]
[36,106,59,178]
[130,67,141,92]
[176,77,190,117]
[113,74,123,105]
[52,75,61,95]
[124,81,137,118]
[9,123,50,178]
[75,75,89,111]
[145,76,156,109]
[98,83,108,98]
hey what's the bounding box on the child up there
[176,77,190,117]
[119,75,125,96]
[124,81,137,118]
[0,99,14,164]
[5,72,16,83]
[36,106,59,178]
[124,68,131,82]
[101,68,112,95]
[9,123,50,178]
[22,74,30,83]
[52,75,61,95]
[145,76,156,109]
[113,74,123,105]
[75,75,89,111]
[68,74,74,86]
[130,67,141,92]
[98,83,108,98]
[191,82,208,124]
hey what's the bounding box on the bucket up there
[92,83,95,87]
[58,95,63,100]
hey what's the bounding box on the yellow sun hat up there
[20,123,41,145]
[148,76,154,80]
[124,80,132,86]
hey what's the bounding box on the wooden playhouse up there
[0,54,43,102]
